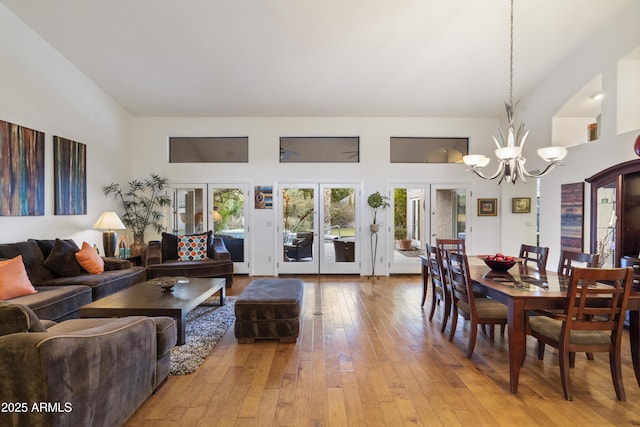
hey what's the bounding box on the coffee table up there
[79,277,226,345]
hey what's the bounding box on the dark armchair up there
[145,231,234,287]
[284,232,314,261]
[0,301,176,427]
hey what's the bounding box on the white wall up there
[132,117,505,275]
[523,2,640,270]
[7,0,634,274]
[0,4,133,249]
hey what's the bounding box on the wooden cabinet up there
[586,159,640,267]
[621,256,640,289]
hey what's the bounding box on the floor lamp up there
[93,211,126,257]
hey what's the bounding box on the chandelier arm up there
[467,161,506,180]
[516,159,529,183]
[521,161,563,178]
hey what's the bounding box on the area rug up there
[170,296,237,375]
[396,248,424,258]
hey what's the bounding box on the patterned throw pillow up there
[177,234,209,261]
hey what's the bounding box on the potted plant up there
[395,226,412,250]
[103,174,171,258]
[367,191,390,232]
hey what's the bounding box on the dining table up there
[421,255,640,394]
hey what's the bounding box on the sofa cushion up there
[40,267,146,300]
[0,240,54,285]
[10,285,92,322]
[75,242,105,274]
[146,259,232,281]
[162,230,213,261]
[0,256,38,301]
[0,301,47,335]
[177,234,209,261]
[44,239,82,277]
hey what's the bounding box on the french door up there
[277,183,360,275]
[387,183,470,274]
[168,183,250,275]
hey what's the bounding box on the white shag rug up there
[169,296,237,375]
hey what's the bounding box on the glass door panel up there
[169,185,206,235]
[319,184,360,274]
[389,185,426,274]
[279,185,318,274]
[595,182,617,268]
[209,184,250,274]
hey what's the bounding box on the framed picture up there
[560,182,584,252]
[512,197,531,214]
[478,198,497,216]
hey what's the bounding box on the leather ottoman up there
[234,278,303,343]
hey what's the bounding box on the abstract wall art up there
[0,119,45,216]
[560,182,584,252]
[54,136,86,215]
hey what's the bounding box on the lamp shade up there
[537,146,568,162]
[463,155,490,167]
[93,211,126,230]
[495,146,522,160]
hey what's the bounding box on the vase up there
[129,233,147,260]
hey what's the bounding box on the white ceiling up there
[1,0,633,117]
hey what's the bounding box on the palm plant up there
[102,174,171,241]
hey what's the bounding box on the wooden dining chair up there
[557,250,599,276]
[447,251,508,359]
[436,238,466,264]
[556,250,601,361]
[527,266,633,401]
[425,244,451,333]
[519,244,549,271]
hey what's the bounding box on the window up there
[169,137,249,163]
[390,137,468,163]
[280,137,359,163]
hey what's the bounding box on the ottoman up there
[234,278,304,343]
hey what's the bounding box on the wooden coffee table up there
[79,277,226,345]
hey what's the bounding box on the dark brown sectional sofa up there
[0,239,146,321]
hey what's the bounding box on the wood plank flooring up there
[126,275,640,426]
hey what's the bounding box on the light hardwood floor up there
[126,275,640,426]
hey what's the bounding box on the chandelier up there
[463,0,567,184]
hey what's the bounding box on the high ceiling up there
[1,0,633,117]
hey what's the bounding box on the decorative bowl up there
[483,256,516,271]
[148,277,189,292]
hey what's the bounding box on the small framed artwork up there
[254,186,273,209]
[512,197,531,214]
[478,198,497,216]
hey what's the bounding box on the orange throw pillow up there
[0,256,38,300]
[75,242,105,274]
